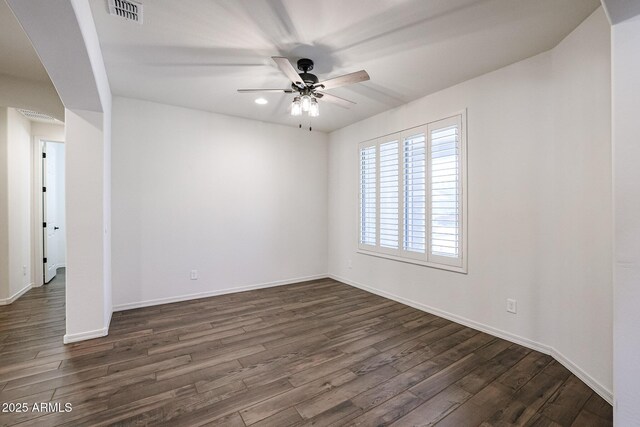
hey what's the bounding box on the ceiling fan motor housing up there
[299,72,318,85]
[296,58,319,86]
[297,58,314,72]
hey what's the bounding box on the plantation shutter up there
[357,113,466,272]
[359,144,376,247]
[379,139,399,250]
[428,116,463,267]
[403,131,427,256]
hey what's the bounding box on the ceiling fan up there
[237,57,370,119]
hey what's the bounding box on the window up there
[379,139,399,250]
[359,144,376,246]
[358,113,466,272]
[403,132,427,255]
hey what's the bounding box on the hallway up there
[0,269,66,424]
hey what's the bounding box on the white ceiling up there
[89,0,600,132]
[602,0,640,24]
[0,0,52,83]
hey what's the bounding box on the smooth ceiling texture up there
[0,0,52,83]
[89,0,600,132]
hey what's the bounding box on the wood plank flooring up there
[0,273,612,426]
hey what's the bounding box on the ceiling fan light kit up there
[291,97,302,116]
[238,57,369,127]
[309,98,319,117]
[301,94,311,112]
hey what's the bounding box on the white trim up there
[112,274,328,312]
[63,326,109,344]
[357,250,467,274]
[63,305,112,344]
[599,0,613,25]
[31,136,45,288]
[32,136,64,288]
[104,309,112,334]
[552,347,613,406]
[0,283,33,305]
[329,274,613,404]
[357,111,468,274]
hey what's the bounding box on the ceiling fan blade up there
[316,92,356,109]
[237,89,294,93]
[272,56,305,89]
[315,70,370,90]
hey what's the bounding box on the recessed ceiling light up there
[255,98,268,105]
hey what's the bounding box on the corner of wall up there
[326,6,613,401]
[0,107,9,300]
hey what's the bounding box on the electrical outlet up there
[23,265,27,276]
[190,270,198,280]
[347,259,352,269]
[507,298,517,314]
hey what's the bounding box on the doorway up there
[42,141,65,284]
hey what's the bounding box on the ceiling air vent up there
[17,109,62,123]
[108,0,143,24]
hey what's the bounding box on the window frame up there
[357,111,468,274]
[358,140,378,251]
[375,133,401,257]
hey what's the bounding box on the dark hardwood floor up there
[0,274,612,426]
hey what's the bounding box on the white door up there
[43,142,59,283]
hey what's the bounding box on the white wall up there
[0,108,9,301]
[328,8,612,400]
[0,73,64,121]
[0,110,66,300]
[102,100,112,330]
[64,108,108,340]
[544,10,612,397]
[71,0,114,335]
[0,108,35,304]
[6,109,33,301]
[111,97,328,309]
[7,0,115,342]
[611,13,640,425]
[32,122,65,141]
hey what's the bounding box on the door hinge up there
[43,186,46,192]
[43,222,47,228]
[42,152,46,158]
[43,257,47,263]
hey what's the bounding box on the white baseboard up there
[112,274,329,312]
[551,348,613,406]
[329,274,613,405]
[63,326,109,344]
[63,308,113,344]
[0,283,33,305]
[105,309,113,334]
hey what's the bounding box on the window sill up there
[357,249,467,274]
